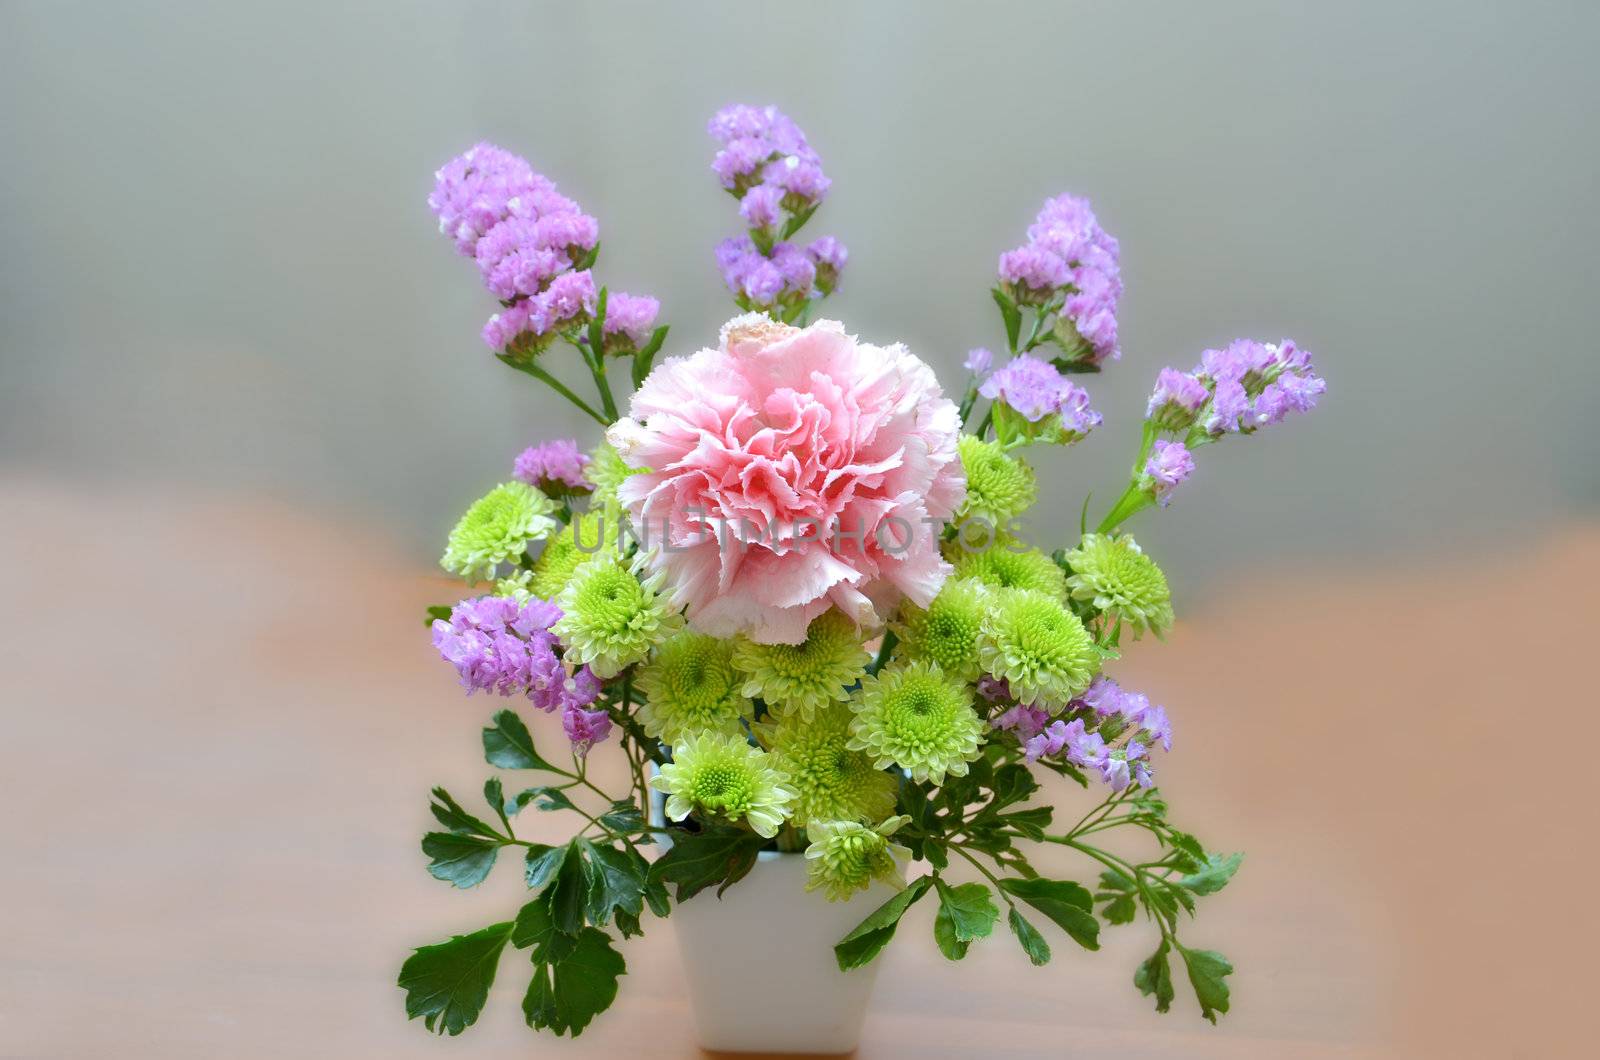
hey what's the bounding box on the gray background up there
[3,0,1596,596]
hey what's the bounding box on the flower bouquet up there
[398,104,1325,1049]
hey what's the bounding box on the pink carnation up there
[608,315,966,644]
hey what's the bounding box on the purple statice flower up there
[1024,719,1074,761]
[708,103,828,204]
[562,703,612,757]
[1203,378,1249,435]
[1138,705,1173,752]
[716,236,807,306]
[481,299,550,352]
[514,439,591,495]
[965,347,994,376]
[976,675,1012,702]
[766,154,831,204]
[743,259,786,304]
[474,213,597,300]
[999,192,1122,364]
[739,183,784,229]
[540,269,598,324]
[1146,368,1210,431]
[998,245,1071,298]
[1277,367,1327,412]
[993,704,1050,739]
[1143,440,1195,506]
[979,354,1101,438]
[770,242,817,294]
[710,137,770,188]
[806,236,848,271]
[1073,675,1128,718]
[428,142,555,256]
[602,292,661,347]
[1196,337,1325,435]
[431,594,567,701]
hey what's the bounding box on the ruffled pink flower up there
[608,315,966,644]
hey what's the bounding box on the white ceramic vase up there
[670,850,896,1054]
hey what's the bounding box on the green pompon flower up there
[440,481,558,582]
[949,537,1069,600]
[650,732,795,838]
[847,661,984,784]
[977,587,1100,707]
[586,441,648,509]
[803,817,911,902]
[635,631,753,743]
[1062,533,1175,639]
[954,435,1036,528]
[493,569,536,601]
[527,511,606,601]
[552,553,683,679]
[767,701,898,827]
[894,577,990,682]
[731,610,870,722]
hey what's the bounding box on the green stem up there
[498,355,609,426]
[866,631,898,676]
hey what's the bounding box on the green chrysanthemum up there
[650,732,795,838]
[1061,533,1175,639]
[634,631,753,743]
[586,441,648,510]
[848,661,984,784]
[803,816,911,902]
[894,577,990,682]
[949,537,1069,600]
[552,553,683,679]
[440,481,558,582]
[954,435,1037,527]
[766,701,898,827]
[977,587,1100,707]
[731,610,870,722]
[526,511,606,601]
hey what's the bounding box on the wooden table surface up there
[2,477,1593,1058]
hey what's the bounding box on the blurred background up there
[2,2,1596,1057]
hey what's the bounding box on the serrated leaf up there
[581,840,646,928]
[398,921,513,1036]
[1007,907,1052,966]
[647,825,766,902]
[549,842,589,936]
[523,927,626,1037]
[1102,893,1137,925]
[998,805,1054,841]
[511,897,578,963]
[524,843,568,893]
[934,880,999,944]
[1179,852,1244,897]
[1134,938,1175,1013]
[483,709,559,772]
[1099,868,1135,893]
[998,877,1100,951]
[1179,946,1233,1023]
[429,787,500,838]
[507,785,578,814]
[598,800,645,834]
[483,777,512,834]
[988,763,1039,808]
[834,876,933,971]
[932,901,970,960]
[422,832,500,888]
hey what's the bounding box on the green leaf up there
[511,896,579,963]
[834,876,934,971]
[483,709,560,772]
[1007,907,1052,966]
[524,843,568,893]
[425,604,453,626]
[581,840,646,928]
[1098,868,1135,893]
[648,825,766,902]
[998,805,1054,841]
[549,841,590,936]
[1179,852,1244,897]
[507,785,578,814]
[631,325,669,387]
[1179,946,1233,1023]
[398,921,514,1035]
[780,202,818,240]
[429,787,500,838]
[992,286,1022,352]
[483,777,512,834]
[932,903,970,960]
[934,880,999,944]
[598,800,645,834]
[998,877,1100,951]
[574,241,600,272]
[987,763,1039,808]
[422,832,501,888]
[587,288,608,363]
[523,927,626,1037]
[1134,938,1175,1014]
[1102,893,1137,925]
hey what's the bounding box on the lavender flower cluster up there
[428,142,659,356]
[513,439,591,497]
[1137,339,1327,507]
[709,105,847,315]
[978,353,1101,441]
[431,594,611,755]
[998,194,1123,367]
[992,676,1171,791]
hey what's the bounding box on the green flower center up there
[576,566,644,630]
[691,761,754,810]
